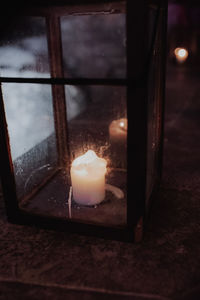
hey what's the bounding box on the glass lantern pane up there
[65,85,127,227]
[3,83,127,228]
[0,17,50,78]
[2,83,57,200]
[61,14,126,78]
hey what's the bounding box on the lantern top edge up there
[0,0,166,19]
[0,0,165,12]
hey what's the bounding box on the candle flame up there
[174,47,188,61]
[72,150,97,167]
[71,150,107,177]
[119,118,127,131]
[119,121,125,128]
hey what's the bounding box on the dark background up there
[0,1,200,299]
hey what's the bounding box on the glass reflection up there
[0,17,50,78]
[61,14,126,78]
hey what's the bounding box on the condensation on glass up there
[65,85,127,226]
[0,17,50,78]
[2,11,127,227]
[2,83,57,201]
[61,14,126,78]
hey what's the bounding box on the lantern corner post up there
[0,84,20,222]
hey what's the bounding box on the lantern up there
[0,0,167,242]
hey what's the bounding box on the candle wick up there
[105,184,124,199]
[68,186,72,218]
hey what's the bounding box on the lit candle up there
[109,118,127,144]
[174,47,188,63]
[71,150,107,206]
[109,118,127,169]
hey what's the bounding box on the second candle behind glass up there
[109,118,127,144]
[71,150,107,206]
[109,118,127,168]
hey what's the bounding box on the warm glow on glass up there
[109,118,127,143]
[174,47,189,63]
[71,150,107,176]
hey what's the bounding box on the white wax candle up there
[109,118,127,144]
[71,150,107,206]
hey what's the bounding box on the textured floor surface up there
[0,63,200,300]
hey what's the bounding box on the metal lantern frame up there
[0,0,167,242]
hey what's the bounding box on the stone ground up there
[0,61,200,300]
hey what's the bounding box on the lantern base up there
[19,168,127,228]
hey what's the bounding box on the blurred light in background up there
[174,47,189,63]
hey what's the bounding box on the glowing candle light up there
[109,118,127,144]
[71,150,107,206]
[109,118,127,168]
[174,47,188,63]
